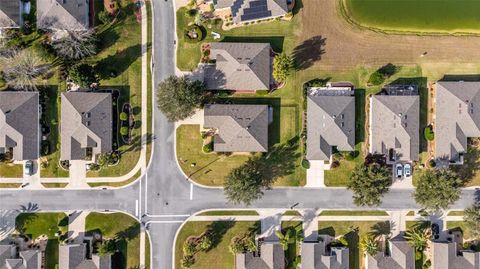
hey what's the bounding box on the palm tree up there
[275,228,303,251]
[51,30,97,60]
[360,236,378,256]
[404,228,431,251]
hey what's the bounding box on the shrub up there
[68,63,97,88]
[344,151,357,161]
[424,126,434,141]
[184,24,204,42]
[41,141,50,156]
[330,160,340,169]
[119,112,128,121]
[368,71,385,86]
[120,127,129,136]
[301,159,310,169]
[180,255,194,268]
[202,142,213,153]
[98,10,112,24]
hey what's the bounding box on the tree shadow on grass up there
[292,36,326,70]
[205,221,235,250]
[95,44,141,80]
[451,141,480,184]
[15,213,38,235]
[369,221,391,239]
[115,222,140,241]
[318,226,335,237]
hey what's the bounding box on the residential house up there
[306,85,355,162]
[369,85,419,162]
[0,0,22,30]
[204,104,269,152]
[235,241,284,269]
[37,0,90,31]
[435,81,480,165]
[60,91,112,161]
[301,238,349,269]
[431,241,480,269]
[59,243,111,269]
[0,91,40,161]
[212,0,288,24]
[0,244,42,269]
[366,234,415,269]
[203,42,272,92]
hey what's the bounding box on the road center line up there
[135,200,139,217]
[190,183,193,200]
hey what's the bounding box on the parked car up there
[432,223,440,237]
[395,163,403,178]
[24,160,33,176]
[404,163,412,177]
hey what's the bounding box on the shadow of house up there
[221,36,285,54]
[441,74,480,82]
[292,0,303,15]
[292,36,326,70]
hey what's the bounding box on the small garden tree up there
[120,127,129,136]
[68,63,97,88]
[275,227,303,251]
[223,161,263,205]
[97,240,116,256]
[198,234,213,251]
[404,227,431,251]
[273,52,293,82]
[156,76,207,122]
[360,236,378,256]
[119,112,128,121]
[464,202,480,239]
[52,30,97,60]
[98,10,113,25]
[413,169,463,211]
[347,163,391,207]
[0,49,47,91]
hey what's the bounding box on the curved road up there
[1,1,480,269]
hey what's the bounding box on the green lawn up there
[197,210,259,216]
[406,211,415,216]
[406,221,431,230]
[87,169,141,187]
[447,221,474,241]
[174,221,260,269]
[85,212,141,269]
[0,163,23,178]
[16,213,68,269]
[145,232,151,269]
[344,0,480,33]
[281,221,302,269]
[318,221,390,269]
[447,211,464,216]
[283,210,302,216]
[319,210,388,216]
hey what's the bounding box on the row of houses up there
[0,91,112,162]
[236,234,480,269]
[0,239,111,269]
[0,0,90,32]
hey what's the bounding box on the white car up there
[404,163,412,177]
[395,163,403,178]
[24,160,33,176]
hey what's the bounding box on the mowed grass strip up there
[174,221,260,269]
[319,210,389,216]
[345,0,480,33]
[0,163,23,178]
[197,210,259,216]
[85,212,141,269]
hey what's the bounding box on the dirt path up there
[296,0,480,70]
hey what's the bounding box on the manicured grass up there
[281,221,302,269]
[87,169,141,187]
[41,183,68,188]
[318,221,390,269]
[146,0,153,167]
[16,213,68,269]
[344,0,480,33]
[283,210,302,216]
[0,183,21,188]
[85,212,140,269]
[0,163,23,178]
[145,232,151,269]
[406,211,415,216]
[319,210,388,216]
[197,210,259,216]
[174,221,260,269]
[176,7,300,71]
[447,221,474,241]
[406,221,431,230]
[448,211,464,216]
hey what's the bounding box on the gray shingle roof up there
[435,81,480,163]
[0,91,39,161]
[19,250,41,269]
[370,93,419,161]
[367,235,414,269]
[0,245,16,267]
[60,92,112,161]
[214,0,287,23]
[306,92,355,161]
[301,241,349,269]
[59,244,111,269]
[37,0,89,31]
[235,241,285,269]
[204,104,269,152]
[0,0,21,28]
[204,43,272,91]
[432,241,480,269]
[0,246,41,269]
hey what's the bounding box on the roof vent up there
[332,115,336,119]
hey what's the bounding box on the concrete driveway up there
[306,160,325,187]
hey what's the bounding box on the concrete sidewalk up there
[306,160,325,187]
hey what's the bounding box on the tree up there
[404,227,431,251]
[0,49,47,91]
[464,202,480,239]
[198,234,213,251]
[275,228,303,251]
[180,255,194,269]
[68,63,97,87]
[120,127,129,136]
[414,169,463,211]
[97,240,116,256]
[51,30,97,60]
[223,161,263,205]
[360,236,378,256]
[273,53,293,82]
[119,112,128,121]
[229,237,245,254]
[98,10,112,25]
[156,76,206,122]
[182,240,196,257]
[347,163,391,207]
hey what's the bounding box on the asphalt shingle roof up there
[367,235,414,269]
[435,81,480,163]
[204,104,269,152]
[301,241,349,269]
[37,0,89,31]
[235,242,284,269]
[204,42,272,91]
[306,92,355,161]
[370,93,419,161]
[432,241,480,269]
[60,92,112,161]
[0,0,21,28]
[0,91,39,161]
[59,244,111,269]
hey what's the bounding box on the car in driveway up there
[404,163,412,177]
[24,160,33,176]
[395,163,403,178]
